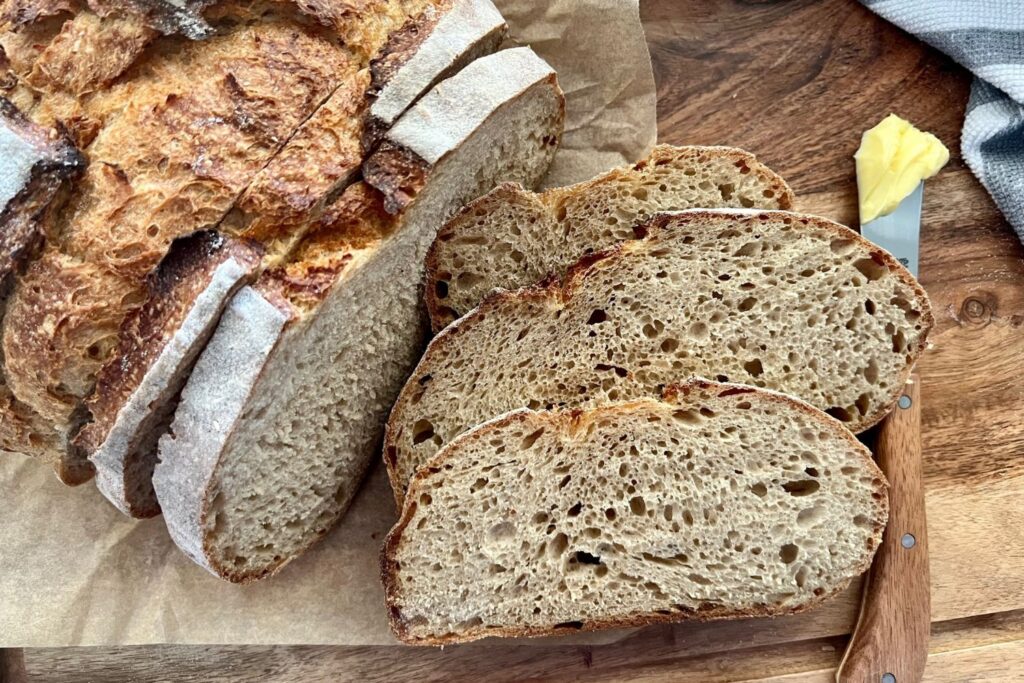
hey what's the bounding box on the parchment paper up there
[0,0,656,647]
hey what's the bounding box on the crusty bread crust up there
[0,1,441,483]
[384,209,933,501]
[423,145,796,332]
[382,378,888,646]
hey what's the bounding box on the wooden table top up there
[5,0,1024,680]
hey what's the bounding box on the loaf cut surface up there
[387,209,933,497]
[383,380,888,645]
[154,47,564,582]
[425,145,795,330]
[78,231,262,517]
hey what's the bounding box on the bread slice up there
[362,0,507,151]
[364,47,564,214]
[153,47,564,582]
[76,232,263,518]
[386,209,933,499]
[424,145,795,331]
[383,379,888,645]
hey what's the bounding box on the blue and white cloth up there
[862,0,1024,243]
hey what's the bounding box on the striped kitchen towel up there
[861,0,1024,243]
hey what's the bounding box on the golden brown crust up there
[56,16,354,281]
[259,182,395,311]
[0,0,75,28]
[27,10,156,96]
[2,247,139,426]
[220,68,370,258]
[74,231,263,456]
[381,379,888,646]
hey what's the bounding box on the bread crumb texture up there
[389,209,932,496]
[425,144,795,330]
[384,382,887,645]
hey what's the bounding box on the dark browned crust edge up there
[381,379,888,646]
[0,97,85,286]
[385,209,934,501]
[361,1,450,152]
[422,145,797,332]
[362,141,431,215]
[74,230,263,456]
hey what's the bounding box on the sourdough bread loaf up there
[425,145,795,331]
[386,209,933,499]
[152,46,564,582]
[0,0,510,488]
[383,380,888,645]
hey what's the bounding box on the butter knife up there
[837,183,930,683]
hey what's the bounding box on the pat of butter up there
[855,114,949,223]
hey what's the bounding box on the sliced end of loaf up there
[80,231,263,518]
[153,284,296,580]
[363,0,508,151]
[424,145,795,332]
[383,380,887,645]
[364,46,564,214]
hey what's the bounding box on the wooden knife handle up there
[837,374,929,683]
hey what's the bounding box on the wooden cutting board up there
[7,0,1024,680]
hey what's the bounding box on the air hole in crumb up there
[587,309,607,325]
[797,505,826,527]
[521,428,545,449]
[830,238,856,254]
[672,409,701,425]
[782,479,820,496]
[549,533,569,557]
[780,544,799,564]
[750,482,768,497]
[738,297,757,312]
[573,551,602,565]
[629,496,646,516]
[826,406,853,422]
[487,521,515,542]
[743,358,764,377]
[568,502,583,517]
[852,256,887,281]
[412,420,435,445]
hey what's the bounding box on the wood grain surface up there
[7,0,1024,680]
[839,375,929,682]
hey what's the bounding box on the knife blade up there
[861,182,923,277]
[837,185,930,682]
